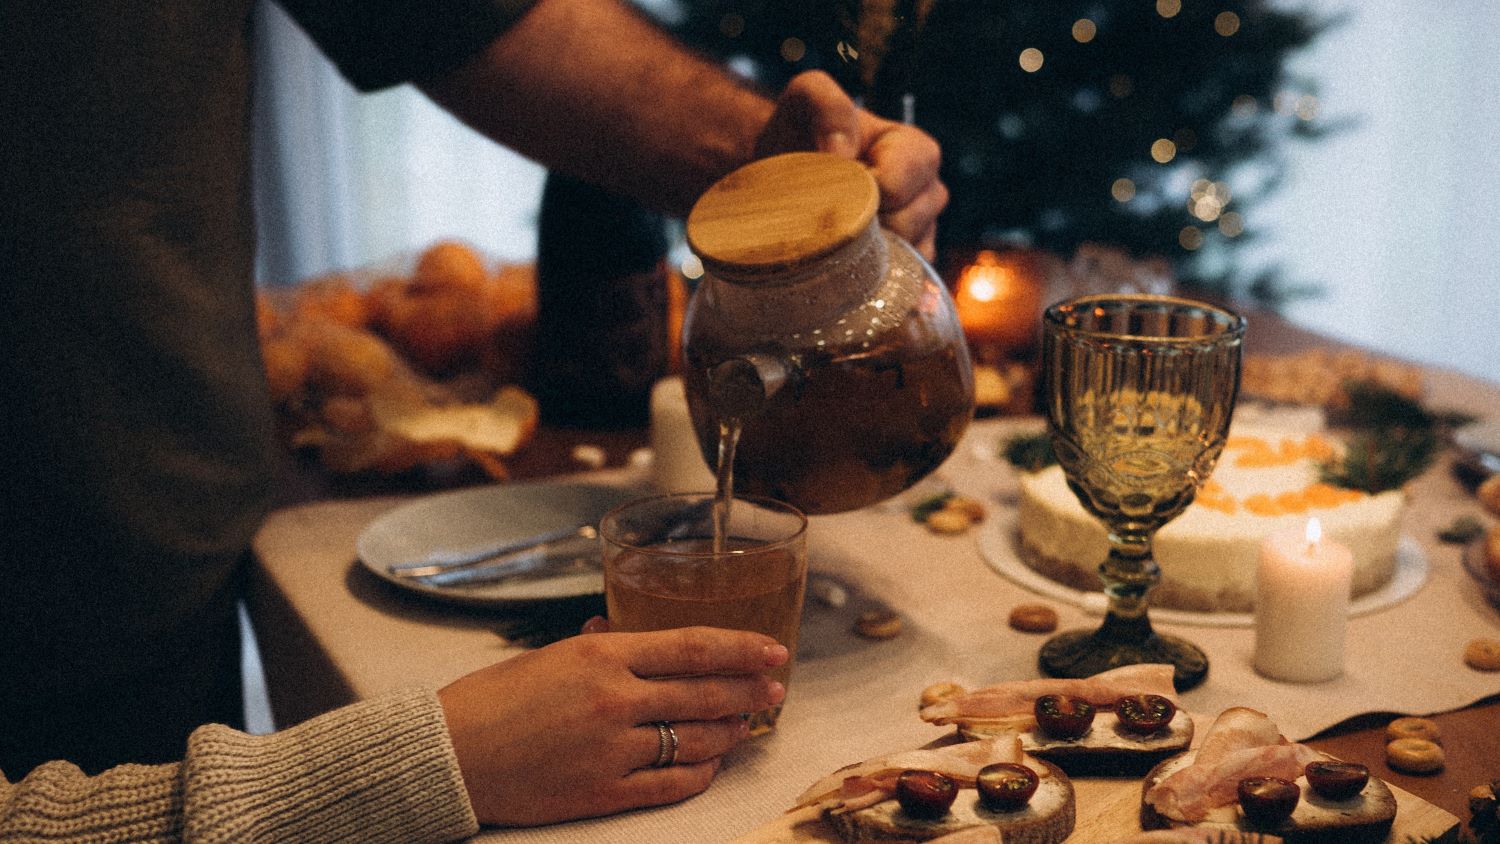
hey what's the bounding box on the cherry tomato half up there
[1034,693,1095,739]
[976,762,1039,812]
[1238,777,1300,827]
[1115,693,1176,735]
[1304,760,1369,800]
[896,770,958,819]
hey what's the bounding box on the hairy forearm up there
[420,0,774,216]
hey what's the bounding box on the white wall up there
[1251,1,1500,383]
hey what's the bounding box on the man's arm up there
[418,0,772,217]
[418,0,946,255]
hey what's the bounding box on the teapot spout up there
[706,352,792,419]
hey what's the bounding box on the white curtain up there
[251,0,545,285]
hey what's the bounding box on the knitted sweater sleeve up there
[0,687,479,843]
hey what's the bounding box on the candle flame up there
[1304,517,1322,550]
[956,250,1009,304]
[969,275,999,302]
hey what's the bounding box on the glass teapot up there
[681,152,975,515]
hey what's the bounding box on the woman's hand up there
[438,626,789,826]
[756,71,948,260]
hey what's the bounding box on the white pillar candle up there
[649,376,717,493]
[1253,517,1355,683]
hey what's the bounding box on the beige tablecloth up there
[250,367,1500,842]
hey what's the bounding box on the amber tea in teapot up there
[682,153,975,515]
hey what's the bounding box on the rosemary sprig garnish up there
[1320,380,1444,494]
[1340,379,1434,429]
[1002,432,1056,473]
[1322,424,1440,494]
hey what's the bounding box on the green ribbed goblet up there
[1037,295,1244,691]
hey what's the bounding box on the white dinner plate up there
[357,481,640,607]
[976,508,1429,628]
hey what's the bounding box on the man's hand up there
[757,71,948,260]
[438,627,788,826]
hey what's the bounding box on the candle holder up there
[1036,295,1244,692]
[951,248,1052,364]
[951,248,1057,416]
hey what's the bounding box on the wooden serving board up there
[736,776,1458,843]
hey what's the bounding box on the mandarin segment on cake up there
[1017,426,1404,612]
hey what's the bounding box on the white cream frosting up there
[1017,427,1404,612]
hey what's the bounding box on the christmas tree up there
[664,0,1334,304]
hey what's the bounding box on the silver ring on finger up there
[652,721,679,768]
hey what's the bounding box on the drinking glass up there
[600,492,808,733]
[1037,295,1244,691]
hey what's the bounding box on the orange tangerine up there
[412,239,489,295]
[292,274,368,328]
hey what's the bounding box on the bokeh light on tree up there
[663,0,1339,304]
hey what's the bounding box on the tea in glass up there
[600,493,808,732]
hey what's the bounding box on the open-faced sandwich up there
[1141,707,1396,842]
[781,736,1075,843]
[1112,832,1282,844]
[916,824,1281,843]
[919,664,1194,776]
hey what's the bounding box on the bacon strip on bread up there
[791,736,1044,813]
[1143,707,1321,823]
[919,664,1179,728]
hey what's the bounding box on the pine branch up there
[1321,381,1442,494]
[664,0,1335,305]
[1321,426,1439,494]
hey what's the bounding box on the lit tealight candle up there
[952,250,1044,358]
[1253,517,1355,683]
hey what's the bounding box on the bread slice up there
[827,759,1074,843]
[1139,751,1397,843]
[957,709,1194,777]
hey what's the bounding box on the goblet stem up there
[1038,530,1210,691]
[1093,531,1161,641]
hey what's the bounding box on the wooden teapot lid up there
[686,152,879,277]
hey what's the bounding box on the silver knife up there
[387,523,598,579]
[410,537,601,588]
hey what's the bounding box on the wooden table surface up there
[269,309,1498,829]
